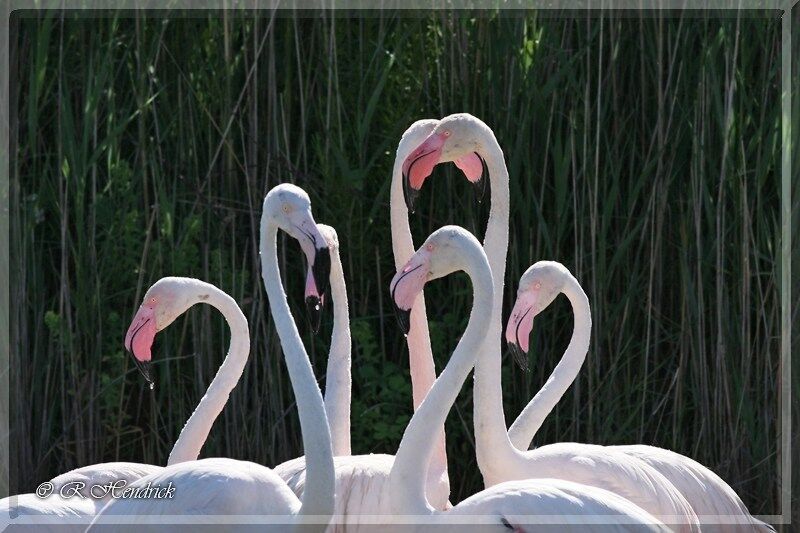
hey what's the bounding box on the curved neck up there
[480,135,511,325]
[390,138,438,411]
[260,220,334,524]
[390,132,449,497]
[389,249,493,516]
[167,284,249,466]
[471,131,518,482]
[507,276,592,451]
[325,245,351,456]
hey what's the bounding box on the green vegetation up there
[10,9,782,512]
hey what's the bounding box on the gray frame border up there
[0,0,794,527]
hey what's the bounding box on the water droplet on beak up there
[149,382,154,391]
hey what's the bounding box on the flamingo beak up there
[124,305,157,385]
[394,306,411,336]
[401,133,447,214]
[304,267,325,334]
[402,174,421,216]
[311,245,331,302]
[454,151,488,204]
[507,341,529,372]
[505,291,538,372]
[296,220,331,311]
[389,254,430,335]
[133,359,153,386]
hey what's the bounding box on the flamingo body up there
[445,478,669,532]
[0,461,164,527]
[613,445,774,531]
[88,458,301,531]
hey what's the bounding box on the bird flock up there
[1,114,773,532]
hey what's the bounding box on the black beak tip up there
[474,152,488,204]
[312,247,331,298]
[305,296,323,334]
[393,305,411,335]
[473,176,486,204]
[132,357,154,384]
[507,342,529,372]
[402,172,419,214]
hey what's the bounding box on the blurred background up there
[8,8,791,516]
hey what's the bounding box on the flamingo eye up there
[426,244,434,251]
[150,297,156,304]
[443,130,451,137]
[282,204,291,213]
[533,282,541,290]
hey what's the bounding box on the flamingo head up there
[304,224,338,333]
[390,226,483,335]
[124,277,211,386]
[401,113,489,213]
[263,184,332,324]
[504,261,569,371]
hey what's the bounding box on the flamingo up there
[401,113,699,529]
[87,183,335,532]
[1,275,255,530]
[0,253,311,529]
[385,225,668,532]
[314,225,352,458]
[506,262,775,531]
[273,223,354,485]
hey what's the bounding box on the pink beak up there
[389,253,430,334]
[401,132,488,213]
[505,290,539,371]
[124,305,156,384]
[454,151,488,203]
[401,133,446,213]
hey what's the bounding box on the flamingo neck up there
[390,121,449,505]
[471,131,518,485]
[507,275,592,451]
[389,245,493,516]
[390,123,439,410]
[481,135,511,325]
[260,219,334,524]
[325,245,351,456]
[167,283,249,466]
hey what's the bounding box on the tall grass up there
[9,9,783,513]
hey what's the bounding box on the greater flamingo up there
[273,223,353,489]
[1,276,254,530]
[87,184,335,532]
[315,225,352,458]
[0,269,298,529]
[385,225,668,532]
[506,262,774,531]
